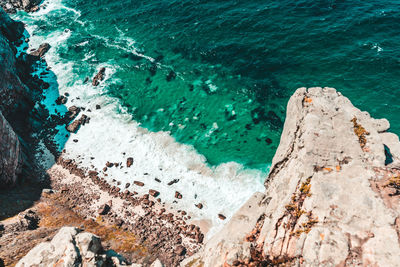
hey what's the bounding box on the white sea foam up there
[14,0,267,238]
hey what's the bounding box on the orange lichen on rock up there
[292,214,319,236]
[320,233,325,240]
[304,96,313,103]
[385,176,400,190]
[299,177,312,197]
[351,117,369,148]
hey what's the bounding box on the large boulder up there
[16,227,142,267]
[0,0,42,13]
[183,87,400,266]
[0,111,22,187]
[29,42,50,58]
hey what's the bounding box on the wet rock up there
[55,95,67,105]
[167,179,179,186]
[92,67,106,86]
[66,114,89,133]
[106,162,115,168]
[67,106,80,119]
[134,181,144,187]
[42,82,50,89]
[195,203,203,209]
[149,189,160,197]
[127,157,133,167]
[175,191,182,199]
[30,43,50,58]
[218,214,226,220]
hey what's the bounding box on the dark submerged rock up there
[92,67,106,86]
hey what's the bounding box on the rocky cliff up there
[0,8,27,117]
[183,87,400,266]
[0,5,50,188]
[0,8,26,187]
[0,111,22,186]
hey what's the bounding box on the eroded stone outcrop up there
[0,111,22,187]
[0,0,42,13]
[0,10,30,188]
[16,226,144,267]
[0,9,30,118]
[0,7,52,187]
[183,87,400,266]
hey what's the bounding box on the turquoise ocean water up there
[16,0,400,169]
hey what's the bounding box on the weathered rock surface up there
[0,0,42,13]
[0,8,23,41]
[92,67,106,86]
[66,114,89,133]
[0,9,30,118]
[16,226,143,267]
[0,8,46,188]
[30,42,50,58]
[184,87,400,266]
[0,111,22,187]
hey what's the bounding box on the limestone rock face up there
[184,87,400,266]
[16,227,142,267]
[0,111,22,187]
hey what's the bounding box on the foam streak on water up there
[14,0,266,238]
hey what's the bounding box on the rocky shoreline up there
[50,156,204,265]
[0,3,204,266]
[2,2,400,267]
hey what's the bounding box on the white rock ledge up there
[182,87,400,267]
